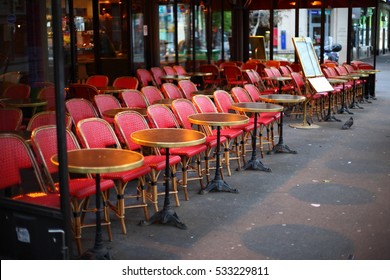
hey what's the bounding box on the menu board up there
[292,37,323,78]
[292,37,333,93]
[249,36,266,60]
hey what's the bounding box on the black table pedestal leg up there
[243,112,271,172]
[81,174,112,260]
[200,126,239,194]
[268,110,297,154]
[140,148,187,229]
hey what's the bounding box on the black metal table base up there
[139,147,187,230]
[243,158,271,172]
[338,106,354,114]
[338,90,353,114]
[323,113,342,122]
[139,207,187,230]
[349,102,364,109]
[200,178,238,194]
[80,246,112,260]
[80,173,113,260]
[268,143,297,154]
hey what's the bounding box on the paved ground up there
[79,56,390,260]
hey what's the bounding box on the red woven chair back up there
[199,64,221,87]
[27,111,70,131]
[279,65,291,76]
[77,117,121,149]
[192,94,218,113]
[0,133,45,192]
[136,69,156,87]
[343,64,356,74]
[244,84,261,101]
[37,86,56,110]
[171,99,197,129]
[150,67,166,87]
[86,75,109,87]
[114,111,149,151]
[141,86,164,106]
[161,82,183,99]
[113,76,139,90]
[147,104,180,129]
[0,107,23,131]
[334,65,348,76]
[213,90,234,113]
[121,89,148,108]
[178,80,198,99]
[290,72,306,95]
[67,84,99,102]
[241,63,257,71]
[163,66,176,75]
[173,65,187,75]
[31,125,80,178]
[2,84,31,99]
[94,94,121,118]
[270,66,283,78]
[224,65,245,85]
[65,98,98,127]
[231,87,251,103]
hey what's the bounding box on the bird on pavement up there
[341,117,353,129]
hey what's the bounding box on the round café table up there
[259,94,306,153]
[185,72,213,90]
[96,86,127,95]
[2,98,49,120]
[327,78,353,115]
[152,98,176,107]
[188,113,249,194]
[359,69,380,99]
[160,75,191,83]
[51,148,144,260]
[231,102,283,171]
[264,76,292,93]
[1,98,48,108]
[131,128,206,229]
[190,89,215,99]
[102,107,147,118]
[340,75,365,109]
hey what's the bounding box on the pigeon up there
[341,117,353,129]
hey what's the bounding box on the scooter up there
[324,43,342,62]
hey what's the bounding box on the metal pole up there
[51,0,72,259]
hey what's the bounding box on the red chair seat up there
[204,135,227,148]
[54,178,115,199]
[143,155,181,171]
[101,165,152,182]
[213,128,243,139]
[14,193,61,208]
[164,144,207,158]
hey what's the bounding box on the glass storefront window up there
[273,9,296,62]
[212,10,231,62]
[249,10,271,60]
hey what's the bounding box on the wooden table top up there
[190,89,215,97]
[259,94,306,104]
[2,98,48,108]
[51,148,144,174]
[131,128,206,148]
[0,130,32,141]
[188,112,249,127]
[185,72,213,77]
[231,102,284,113]
[152,98,176,106]
[97,86,128,94]
[160,75,191,81]
[102,107,147,118]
